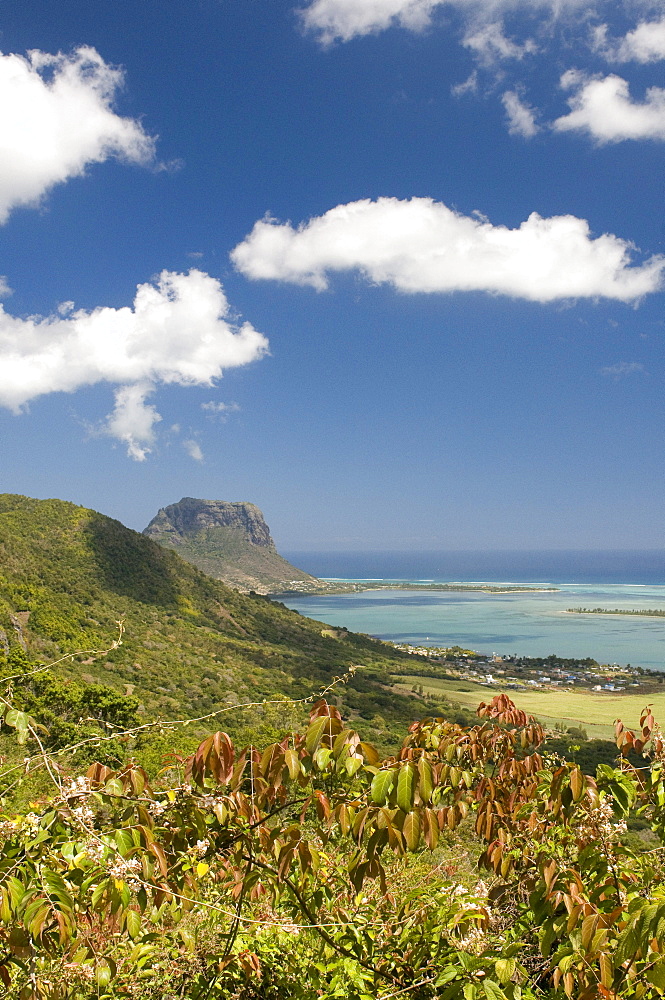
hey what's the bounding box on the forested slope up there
[0,494,422,737]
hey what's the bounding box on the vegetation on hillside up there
[0,495,439,748]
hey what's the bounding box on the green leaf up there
[96,959,113,987]
[314,747,332,771]
[125,909,141,939]
[396,763,416,813]
[482,982,507,1000]
[305,717,329,754]
[599,953,613,989]
[402,811,421,851]
[371,769,395,805]
[115,830,134,855]
[646,961,665,990]
[418,757,434,802]
[284,748,301,780]
[494,959,515,985]
[104,778,124,797]
[345,755,363,778]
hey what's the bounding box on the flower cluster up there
[62,775,91,798]
[148,798,168,817]
[71,802,95,825]
[0,818,18,839]
[577,798,627,842]
[16,812,41,837]
[189,838,210,857]
[83,838,107,864]
[108,855,143,890]
[450,882,490,953]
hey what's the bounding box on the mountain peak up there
[144,498,275,550]
[143,497,322,594]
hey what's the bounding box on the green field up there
[393,675,665,739]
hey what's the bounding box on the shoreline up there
[273,581,560,597]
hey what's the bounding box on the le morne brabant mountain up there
[143,496,324,595]
[0,493,423,744]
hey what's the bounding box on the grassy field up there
[393,675,665,739]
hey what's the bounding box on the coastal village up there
[392,643,655,694]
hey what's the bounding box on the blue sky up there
[0,0,663,550]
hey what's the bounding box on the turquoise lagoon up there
[281,582,665,671]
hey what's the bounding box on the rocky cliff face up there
[144,498,274,549]
[143,498,324,594]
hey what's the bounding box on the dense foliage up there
[2,669,665,999]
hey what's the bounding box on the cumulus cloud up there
[593,18,665,64]
[106,383,162,461]
[300,0,442,44]
[553,70,665,142]
[0,45,155,223]
[300,2,665,146]
[299,0,592,45]
[0,277,13,297]
[502,90,540,136]
[183,439,204,461]
[231,197,664,303]
[0,269,268,458]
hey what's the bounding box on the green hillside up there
[0,494,425,742]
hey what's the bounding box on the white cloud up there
[451,70,479,96]
[553,70,665,142]
[183,439,204,461]
[463,22,537,64]
[0,269,268,458]
[231,197,664,303]
[106,383,162,461]
[201,400,241,421]
[0,45,155,223]
[593,18,665,64]
[0,276,12,297]
[600,361,646,379]
[299,0,594,45]
[300,0,442,44]
[502,90,540,136]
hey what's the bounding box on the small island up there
[567,607,665,617]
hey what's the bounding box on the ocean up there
[281,551,665,671]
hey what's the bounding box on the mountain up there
[143,497,325,594]
[0,494,421,742]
